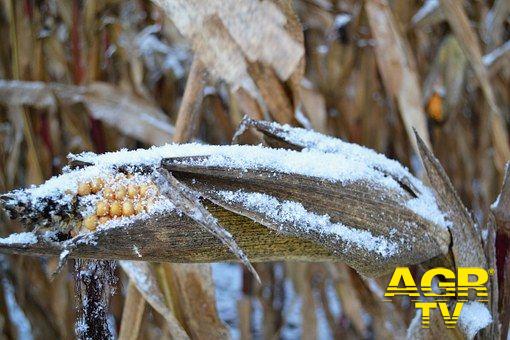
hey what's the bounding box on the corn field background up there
[0,0,509,339]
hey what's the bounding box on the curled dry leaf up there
[0,120,451,277]
[167,263,231,339]
[0,80,174,146]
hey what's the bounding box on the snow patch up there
[72,143,402,195]
[482,41,510,67]
[491,194,500,209]
[251,121,450,229]
[0,232,37,245]
[458,302,492,339]
[217,189,400,257]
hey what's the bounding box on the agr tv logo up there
[384,267,491,328]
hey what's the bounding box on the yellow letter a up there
[385,267,419,297]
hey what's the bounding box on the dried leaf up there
[248,62,298,125]
[165,161,448,277]
[172,58,207,143]
[358,277,407,339]
[151,0,304,96]
[300,82,328,133]
[118,281,146,340]
[366,0,431,153]
[438,0,510,170]
[120,261,189,339]
[81,83,175,146]
[415,131,486,269]
[0,80,174,146]
[168,264,231,339]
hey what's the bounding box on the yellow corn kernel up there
[77,182,91,196]
[96,200,109,217]
[427,92,444,123]
[84,216,98,231]
[127,184,138,198]
[122,201,135,216]
[115,186,127,200]
[103,187,115,200]
[90,178,104,193]
[110,201,122,217]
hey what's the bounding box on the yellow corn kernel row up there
[77,178,104,196]
[95,199,141,219]
[75,176,160,233]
